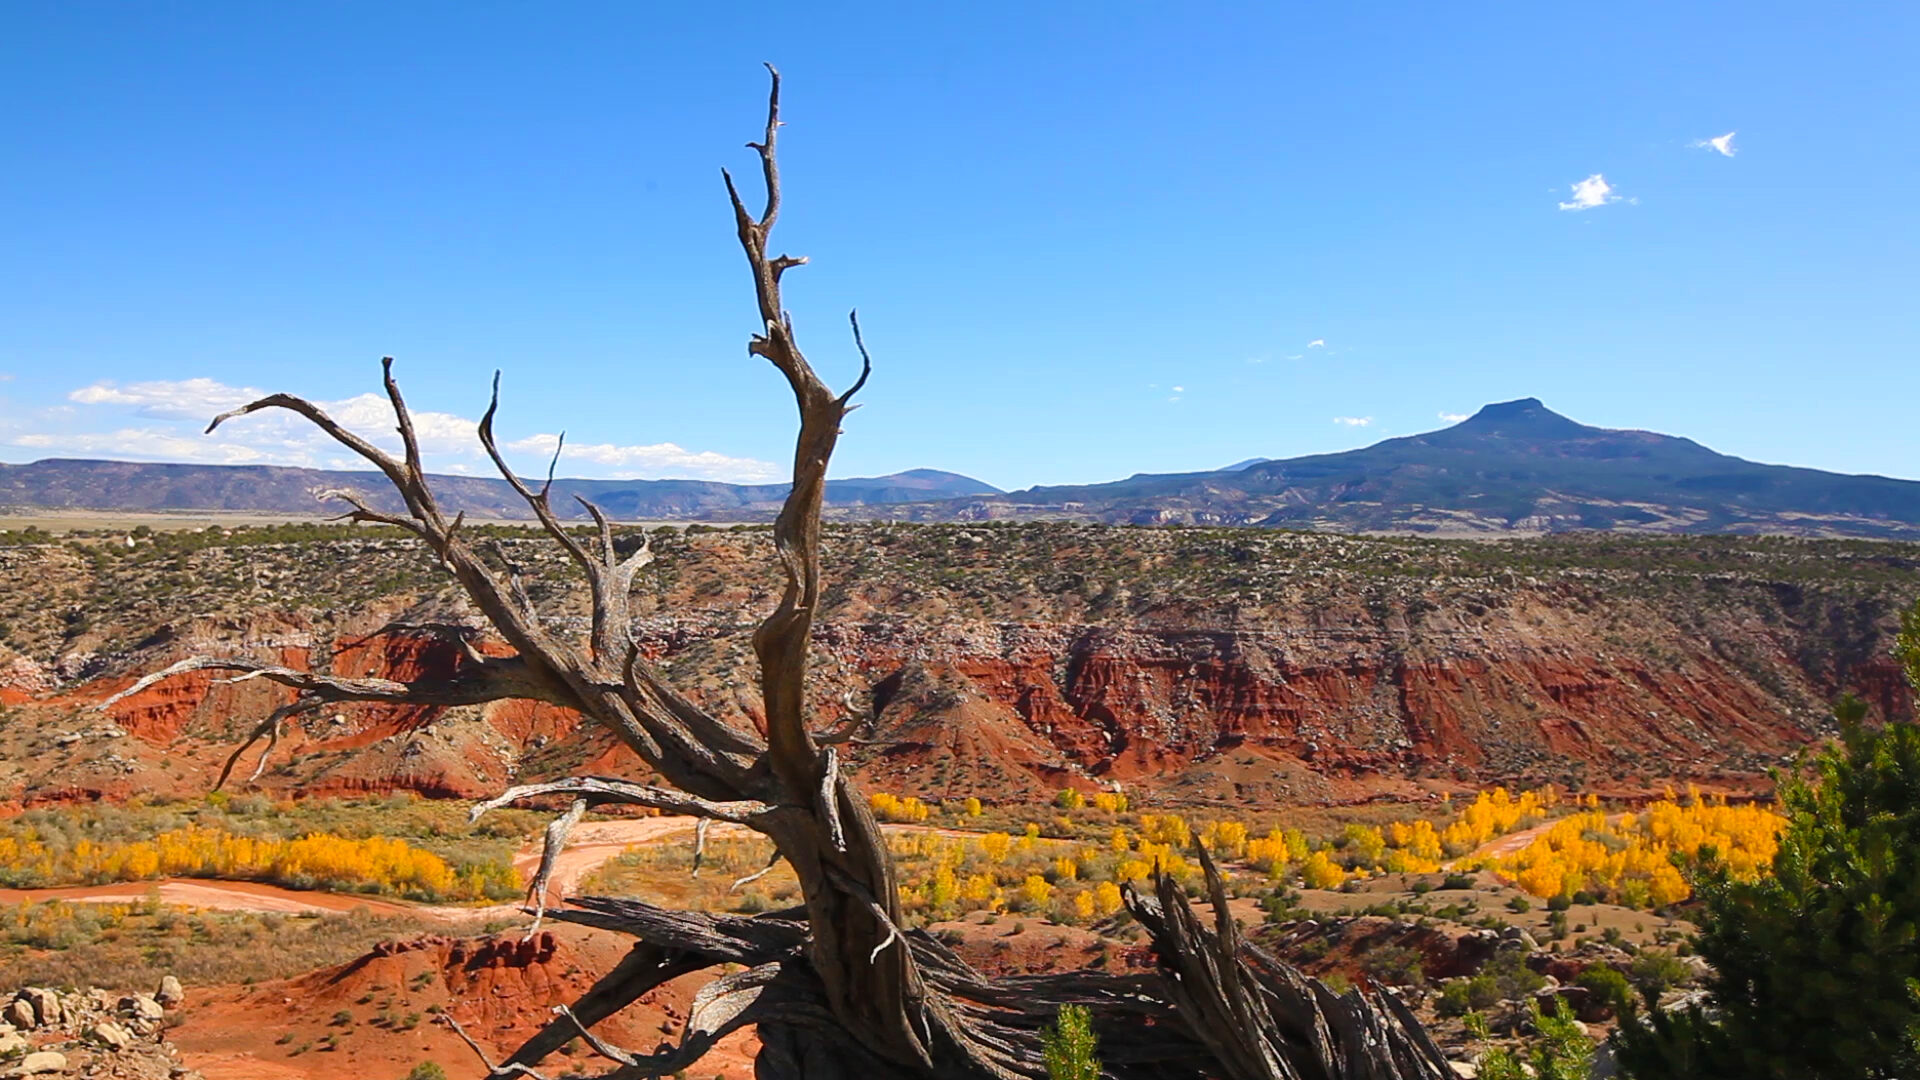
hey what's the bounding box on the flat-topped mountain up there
[0,459,1000,520]
[887,399,1920,537]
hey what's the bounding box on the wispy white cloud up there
[70,377,255,418]
[1558,173,1625,211]
[1438,412,1469,423]
[1332,416,1373,427]
[0,373,15,383]
[13,376,782,483]
[12,427,276,465]
[1307,339,1326,349]
[1691,131,1737,157]
[505,433,780,483]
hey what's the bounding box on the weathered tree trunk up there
[109,67,1453,1080]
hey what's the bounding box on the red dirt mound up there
[170,925,758,1080]
[857,661,1086,802]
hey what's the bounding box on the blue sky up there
[1,3,1915,490]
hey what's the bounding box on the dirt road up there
[1447,812,1633,868]
[0,878,420,915]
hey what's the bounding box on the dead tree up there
[108,67,1451,1080]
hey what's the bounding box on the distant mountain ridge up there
[8,399,1920,538]
[861,399,1920,538]
[0,459,1000,520]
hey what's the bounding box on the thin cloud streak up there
[13,377,783,483]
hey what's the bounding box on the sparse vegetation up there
[0,899,483,990]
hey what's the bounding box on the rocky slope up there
[0,523,1914,809]
[1,980,194,1080]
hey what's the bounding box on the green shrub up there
[1042,1003,1101,1080]
[1576,965,1633,1017]
[1360,944,1427,988]
[1626,949,1691,1004]
[1480,998,1594,1080]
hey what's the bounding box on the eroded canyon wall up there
[0,525,1911,807]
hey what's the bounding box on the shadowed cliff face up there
[0,524,1914,807]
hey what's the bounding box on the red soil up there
[171,925,760,1080]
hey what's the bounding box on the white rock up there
[121,994,165,1023]
[155,976,185,1008]
[90,1019,134,1050]
[6,1050,67,1077]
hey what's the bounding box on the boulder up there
[19,990,58,1029]
[121,995,165,1023]
[5,1051,66,1077]
[154,977,184,1009]
[89,1020,134,1050]
[0,1031,26,1057]
[1,1002,32,1031]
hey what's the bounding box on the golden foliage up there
[1440,787,1554,856]
[868,792,931,823]
[0,824,512,902]
[1487,788,1782,907]
[1300,849,1347,890]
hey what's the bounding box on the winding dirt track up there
[0,817,972,918]
[1444,812,1633,870]
[0,878,419,915]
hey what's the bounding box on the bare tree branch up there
[840,309,873,406]
[731,850,784,893]
[441,1013,550,1080]
[688,818,715,883]
[313,488,427,535]
[478,372,595,576]
[469,777,771,826]
[553,1004,638,1067]
[523,798,589,939]
[100,654,564,714]
[215,698,322,789]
